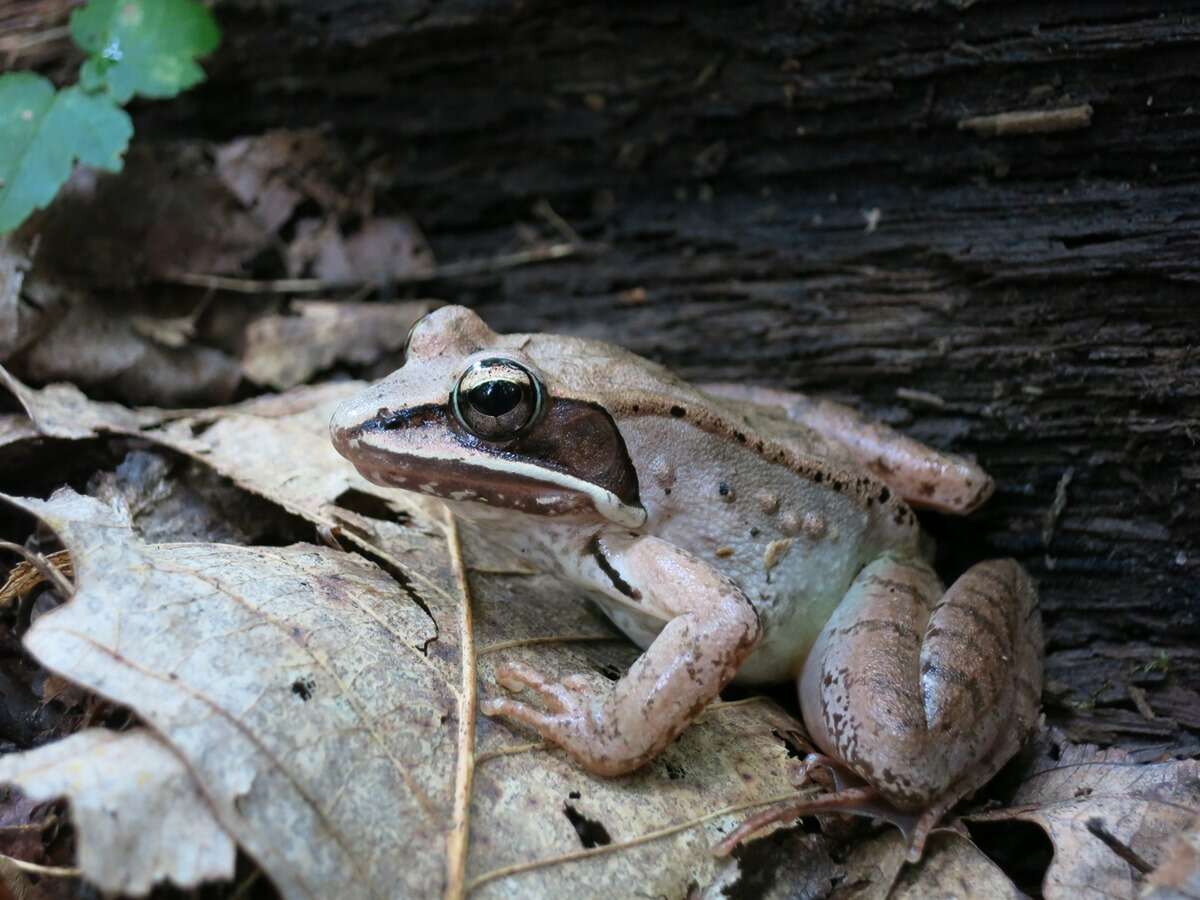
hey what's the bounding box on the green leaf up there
[0,73,133,233]
[70,0,220,104]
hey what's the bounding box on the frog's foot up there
[481,661,598,753]
[713,756,922,859]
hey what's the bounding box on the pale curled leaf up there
[971,745,1200,900]
[0,728,234,895]
[5,489,451,900]
[241,300,439,390]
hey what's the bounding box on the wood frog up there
[330,305,1043,858]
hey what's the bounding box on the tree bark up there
[32,1,1200,752]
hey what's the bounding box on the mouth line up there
[345,443,646,527]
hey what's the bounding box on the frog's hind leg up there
[787,554,1041,861]
[698,383,993,514]
[712,754,921,858]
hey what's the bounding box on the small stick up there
[1085,817,1154,875]
[163,242,592,295]
[959,104,1093,137]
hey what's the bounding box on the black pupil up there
[468,379,523,417]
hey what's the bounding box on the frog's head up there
[330,305,646,528]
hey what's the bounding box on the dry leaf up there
[1143,813,1200,898]
[286,216,434,285]
[0,367,152,439]
[0,239,31,358]
[13,295,242,405]
[0,373,812,898]
[5,488,451,899]
[970,745,1200,899]
[834,828,1021,899]
[0,728,235,895]
[32,149,271,288]
[241,300,439,389]
[215,130,336,234]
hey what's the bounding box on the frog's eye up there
[452,358,544,441]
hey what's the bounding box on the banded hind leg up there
[717,554,1042,861]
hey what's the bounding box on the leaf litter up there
[0,366,1198,897]
[0,369,824,898]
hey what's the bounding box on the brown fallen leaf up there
[32,148,272,288]
[11,293,242,406]
[6,488,451,899]
[241,300,439,389]
[0,238,31,359]
[835,829,1020,900]
[1143,813,1200,898]
[969,744,1200,899]
[286,216,435,285]
[0,376,811,897]
[215,130,338,234]
[0,728,235,896]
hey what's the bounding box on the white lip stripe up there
[399,446,647,529]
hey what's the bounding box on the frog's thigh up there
[699,383,993,515]
[798,555,1042,809]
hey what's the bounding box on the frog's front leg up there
[720,554,1042,861]
[481,532,762,776]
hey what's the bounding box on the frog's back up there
[608,386,924,683]
[500,328,925,680]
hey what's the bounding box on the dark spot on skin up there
[563,804,612,848]
[878,486,890,503]
[291,678,315,701]
[670,405,687,418]
[664,761,686,780]
[587,535,642,601]
[664,488,672,495]
[813,472,824,483]
[750,527,760,537]
[718,482,730,496]
[568,791,581,799]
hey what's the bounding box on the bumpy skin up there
[329,306,1043,855]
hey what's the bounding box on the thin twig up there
[696,695,769,720]
[444,510,478,900]
[532,200,583,245]
[227,868,262,900]
[0,817,57,833]
[162,242,591,295]
[0,542,74,600]
[0,26,71,54]
[477,635,623,656]
[0,852,80,878]
[1086,818,1154,875]
[464,790,801,893]
[475,741,547,766]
